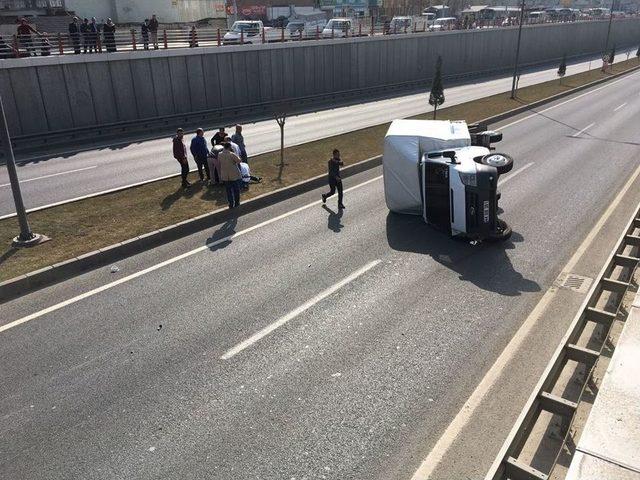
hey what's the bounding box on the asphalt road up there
[1,69,639,479]
[0,47,635,218]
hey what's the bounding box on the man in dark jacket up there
[149,14,159,49]
[212,127,227,145]
[68,17,81,54]
[173,128,191,189]
[80,18,90,53]
[321,149,345,209]
[190,128,210,183]
[141,19,150,50]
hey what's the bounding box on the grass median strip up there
[0,59,638,283]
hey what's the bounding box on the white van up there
[430,17,457,31]
[389,16,413,33]
[322,18,353,38]
[527,11,548,23]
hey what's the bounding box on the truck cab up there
[383,120,513,241]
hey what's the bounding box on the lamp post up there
[0,95,46,248]
[604,0,615,53]
[510,0,526,99]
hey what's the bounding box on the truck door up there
[421,160,451,233]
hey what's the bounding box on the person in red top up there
[17,18,40,57]
[173,128,191,189]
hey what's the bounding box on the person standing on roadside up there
[190,128,211,183]
[149,14,159,49]
[218,142,242,209]
[173,128,191,189]
[103,18,117,53]
[80,18,90,53]
[141,19,150,50]
[17,18,40,56]
[89,17,99,53]
[212,127,227,145]
[321,149,345,209]
[69,16,81,54]
[231,124,248,163]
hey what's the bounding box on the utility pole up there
[604,0,615,53]
[510,0,526,99]
[0,95,46,248]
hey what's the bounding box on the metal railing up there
[2,15,632,59]
[485,202,640,480]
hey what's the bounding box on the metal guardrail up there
[2,15,630,59]
[485,203,640,480]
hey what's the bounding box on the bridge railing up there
[1,14,632,59]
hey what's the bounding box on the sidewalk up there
[566,290,640,480]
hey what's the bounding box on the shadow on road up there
[322,205,344,233]
[385,212,540,296]
[206,218,238,252]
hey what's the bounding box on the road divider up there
[220,259,381,360]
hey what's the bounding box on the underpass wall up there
[1,19,639,138]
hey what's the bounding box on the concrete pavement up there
[0,47,635,218]
[1,69,640,480]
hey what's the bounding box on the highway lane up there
[0,47,635,218]
[1,71,639,479]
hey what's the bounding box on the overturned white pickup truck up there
[383,119,513,241]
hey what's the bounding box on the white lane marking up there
[498,162,534,186]
[0,166,97,188]
[220,259,381,360]
[613,102,627,112]
[571,122,595,137]
[410,159,640,480]
[498,69,640,131]
[0,175,383,335]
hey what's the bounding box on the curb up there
[2,64,639,304]
[0,155,381,304]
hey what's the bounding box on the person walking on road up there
[173,128,191,189]
[218,142,242,209]
[190,128,211,183]
[149,14,159,49]
[69,17,81,54]
[322,149,345,209]
[231,124,248,162]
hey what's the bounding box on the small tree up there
[272,103,290,180]
[429,56,445,120]
[608,44,616,65]
[557,53,566,85]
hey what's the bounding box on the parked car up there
[286,17,326,39]
[322,18,353,38]
[430,17,457,31]
[527,10,548,23]
[223,20,285,44]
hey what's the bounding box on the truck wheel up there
[487,219,512,242]
[477,153,514,175]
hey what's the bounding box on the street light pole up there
[510,0,526,99]
[0,95,45,247]
[604,0,615,53]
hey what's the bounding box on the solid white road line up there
[0,166,97,188]
[571,122,595,138]
[498,162,534,186]
[220,259,381,360]
[613,102,627,112]
[0,175,383,335]
[498,69,640,131]
[410,159,640,480]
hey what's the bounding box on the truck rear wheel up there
[487,219,512,242]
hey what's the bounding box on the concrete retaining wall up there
[1,19,639,137]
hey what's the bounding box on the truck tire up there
[477,153,514,175]
[487,219,512,242]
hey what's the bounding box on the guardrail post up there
[262,27,266,43]
[217,28,221,46]
[316,25,319,40]
[131,29,137,50]
[57,33,64,55]
[97,34,102,53]
[299,29,303,41]
[331,26,334,39]
[281,27,285,42]
[358,23,361,36]
[163,29,168,49]
[371,19,374,36]
[240,29,244,44]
